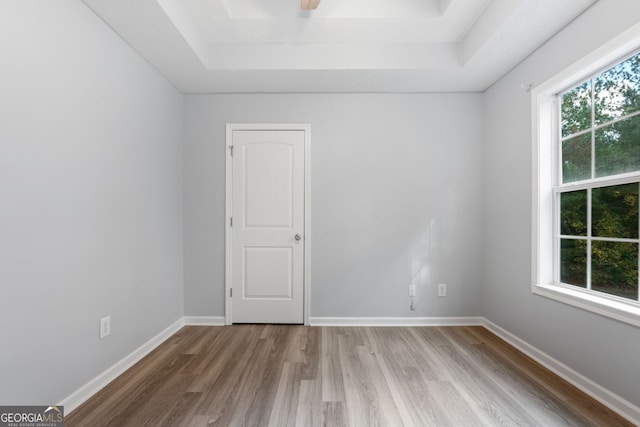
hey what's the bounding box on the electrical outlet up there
[408,284,416,297]
[438,283,447,297]
[100,316,111,340]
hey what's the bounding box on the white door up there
[229,128,306,324]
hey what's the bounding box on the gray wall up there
[483,0,640,409]
[184,94,485,318]
[0,1,184,404]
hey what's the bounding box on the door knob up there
[295,234,302,241]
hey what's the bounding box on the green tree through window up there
[559,51,640,301]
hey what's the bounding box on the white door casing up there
[225,124,310,324]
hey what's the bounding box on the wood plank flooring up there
[65,325,633,426]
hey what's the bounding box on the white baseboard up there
[309,316,484,327]
[482,319,640,425]
[184,316,226,326]
[61,317,185,414]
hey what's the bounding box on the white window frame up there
[532,23,640,328]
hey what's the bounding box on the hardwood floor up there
[66,325,633,426]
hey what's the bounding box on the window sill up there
[533,283,640,328]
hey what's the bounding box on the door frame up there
[225,123,311,325]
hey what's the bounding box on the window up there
[533,25,640,327]
[558,52,640,302]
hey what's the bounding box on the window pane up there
[592,241,638,300]
[560,239,587,288]
[561,81,592,138]
[595,52,640,125]
[562,133,591,183]
[595,114,640,177]
[560,190,587,236]
[592,183,639,238]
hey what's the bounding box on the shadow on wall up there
[411,217,438,310]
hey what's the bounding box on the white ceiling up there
[82,0,597,93]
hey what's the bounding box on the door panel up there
[244,142,293,228]
[244,247,292,298]
[231,129,305,324]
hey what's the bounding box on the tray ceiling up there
[82,0,597,92]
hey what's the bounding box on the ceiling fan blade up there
[301,0,321,10]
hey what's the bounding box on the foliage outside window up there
[557,51,640,303]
